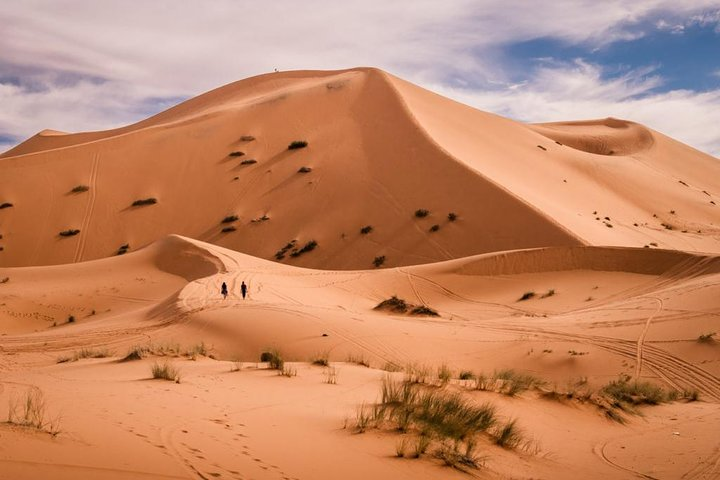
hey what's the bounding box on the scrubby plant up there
[324,366,339,384]
[131,198,157,207]
[540,289,556,298]
[458,370,474,380]
[240,135,255,141]
[414,209,429,218]
[602,378,666,406]
[493,419,523,448]
[437,364,453,384]
[7,387,61,435]
[251,214,270,223]
[518,291,535,301]
[410,305,439,317]
[57,348,112,363]
[697,332,716,343]
[360,225,373,234]
[274,240,297,260]
[375,296,408,313]
[116,244,130,255]
[122,344,150,361]
[0,202,13,209]
[221,226,237,233]
[221,215,239,224]
[151,361,181,382]
[71,185,89,193]
[447,212,457,221]
[289,240,318,257]
[260,350,284,370]
[67,315,75,323]
[297,166,312,173]
[280,364,297,377]
[347,353,370,368]
[288,140,308,150]
[373,255,386,267]
[229,151,245,157]
[240,159,257,165]
[429,224,440,232]
[311,351,330,367]
[59,229,80,237]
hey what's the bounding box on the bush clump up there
[288,140,308,150]
[375,296,408,313]
[131,198,157,207]
[229,151,244,157]
[151,361,181,382]
[602,378,667,406]
[360,225,373,234]
[373,255,386,268]
[221,226,237,233]
[221,215,239,224]
[117,244,129,255]
[260,350,284,370]
[518,291,535,301]
[448,212,458,221]
[71,185,90,193]
[697,332,716,343]
[289,240,318,257]
[59,229,80,237]
[414,209,429,218]
[274,240,297,260]
[240,135,255,141]
[429,224,440,232]
[0,203,13,209]
[240,159,257,165]
[298,166,312,173]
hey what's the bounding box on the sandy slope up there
[1,236,719,479]
[1,68,718,269]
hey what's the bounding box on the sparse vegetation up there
[602,378,666,407]
[288,140,308,150]
[373,255,386,268]
[280,364,297,377]
[447,212,457,222]
[131,198,157,207]
[375,296,408,313]
[6,387,60,436]
[151,361,181,382]
[56,348,112,363]
[229,151,245,157]
[410,305,439,317]
[297,166,312,173]
[67,315,75,323]
[240,135,255,141]
[493,419,523,448]
[662,223,674,230]
[59,229,80,237]
[274,240,297,260]
[414,209,429,218]
[347,353,370,368]
[117,243,129,255]
[240,159,257,165]
[324,366,339,384]
[251,214,270,223]
[221,226,237,233]
[71,185,89,193]
[260,350,284,370]
[697,332,716,343]
[221,215,239,224]
[429,224,440,232]
[289,240,318,257]
[360,225,373,234]
[0,277,9,284]
[518,291,535,301]
[536,145,547,151]
[437,364,453,384]
[311,352,330,367]
[540,289,556,298]
[568,350,589,356]
[458,370,475,380]
[0,202,13,209]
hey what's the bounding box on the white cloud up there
[1,0,719,156]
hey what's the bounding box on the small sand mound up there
[530,118,655,156]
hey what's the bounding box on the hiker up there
[221,281,228,299]
[241,281,247,300]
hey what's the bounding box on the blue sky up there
[1,1,719,156]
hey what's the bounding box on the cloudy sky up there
[1,1,719,156]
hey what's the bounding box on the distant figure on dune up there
[221,281,228,299]
[241,281,247,300]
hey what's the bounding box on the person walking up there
[221,281,228,299]
[241,281,247,300]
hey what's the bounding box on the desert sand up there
[0,68,719,479]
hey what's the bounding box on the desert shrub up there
[280,364,297,377]
[437,364,453,384]
[518,291,535,301]
[537,145,547,151]
[360,225,373,234]
[122,344,150,361]
[289,240,317,257]
[324,366,339,384]
[493,419,523,448]
[228,151,244,157]
[71,185,89,193]
[297,166,312,173]
[602,378,666,406]
[59,348,112,362]
[186,342,208,359]
[117,243,130,255]
[697,332,716,343]
[347,353,370,368]
[373,255,386,267]
[67,315,75,323]
[251,214,270,223]
[0,277,9,284]
[151,361,181,382]
[429,224,440,232]
[540,289,556,298]
[59,229,80,237]
[0,203,13,209]
[410,305,439,317]
[447,212,457,221]
[260,350,284,370]
[274,240,297,260]
[288,140,308,150]
[221,226,237,233]
[458,370,474,380]
[240,159,257,165]
[7,387,60,435]
[131,198,157,207]
[311,352,329,366]
[221,215,239,224]
[414,209,429,218]
[240,135,255,141]
[375,296,408,313]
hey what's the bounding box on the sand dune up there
[2,68,717,270]
[1,68,719,479]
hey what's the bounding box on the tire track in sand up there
[73,153,100,263]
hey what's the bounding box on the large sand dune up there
[1,68,719,479]
[1,68,718,269]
